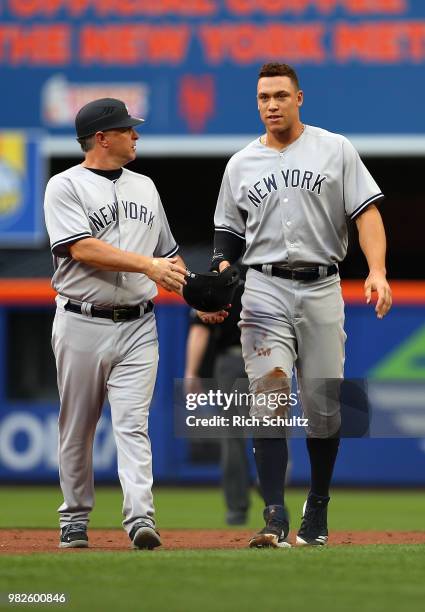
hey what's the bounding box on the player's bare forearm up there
[70,237,150,271]
[355,205,392,318]
[69,237,187,293]
[356,205,386,274]
[184,324,211,394]
[184,325,211,378]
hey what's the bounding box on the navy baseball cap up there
[75,98,145,138]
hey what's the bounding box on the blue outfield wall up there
[0,301,424,485]
[1,1,425,137]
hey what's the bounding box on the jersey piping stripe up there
[51,232,93,251]
[349,193,384,220]
[159,244,179,258]
[215,226,245,240]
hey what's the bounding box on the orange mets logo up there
[178,74,215,133]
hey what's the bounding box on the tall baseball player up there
[201,63,392,548]
[44,98,187,550]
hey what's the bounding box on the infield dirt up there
[1,529,425,554]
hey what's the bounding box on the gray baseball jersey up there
[214,125,383,267]
[44,164,178,306]
[44,164,178,539]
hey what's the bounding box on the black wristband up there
[211,229,245,271]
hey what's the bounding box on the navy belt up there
[250,264,338,282]
[65,300,154,322]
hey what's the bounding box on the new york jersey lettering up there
[247,168,327,206]
[89,201,155,231]
[248,173,278,207]
[89,204,117,232]
[280,169,327,194]
[121,201,155,228]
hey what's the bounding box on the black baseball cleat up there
[59,523,88,548]
[249,504,291,548]
[130,522,162,550]
[296,494,330,546]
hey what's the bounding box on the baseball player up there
[201,63,392,547]
[44,98,187,550]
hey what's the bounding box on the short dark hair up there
[77,135,95,153]
[258,63,300,90]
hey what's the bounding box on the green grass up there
[1,488,424,612]
[1,546,424,612]
[1,486,425,530]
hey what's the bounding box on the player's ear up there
[95,131,108,148]
[297,90,304,107]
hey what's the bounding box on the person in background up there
[184,273,251,525]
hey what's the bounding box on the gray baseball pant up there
[239,268,346,437]
[52,301,159,534]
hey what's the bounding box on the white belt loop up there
[81,301,93,317]
[262,264,273,277]
[319,266,327,279]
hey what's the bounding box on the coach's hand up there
[147,257,187,294]
[364,270,392,319]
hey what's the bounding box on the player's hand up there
[147,257,187,294]
[196,306,231,324]
[364,270,392,319]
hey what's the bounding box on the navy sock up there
[306,437,340,498]
[253,438,288,507]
